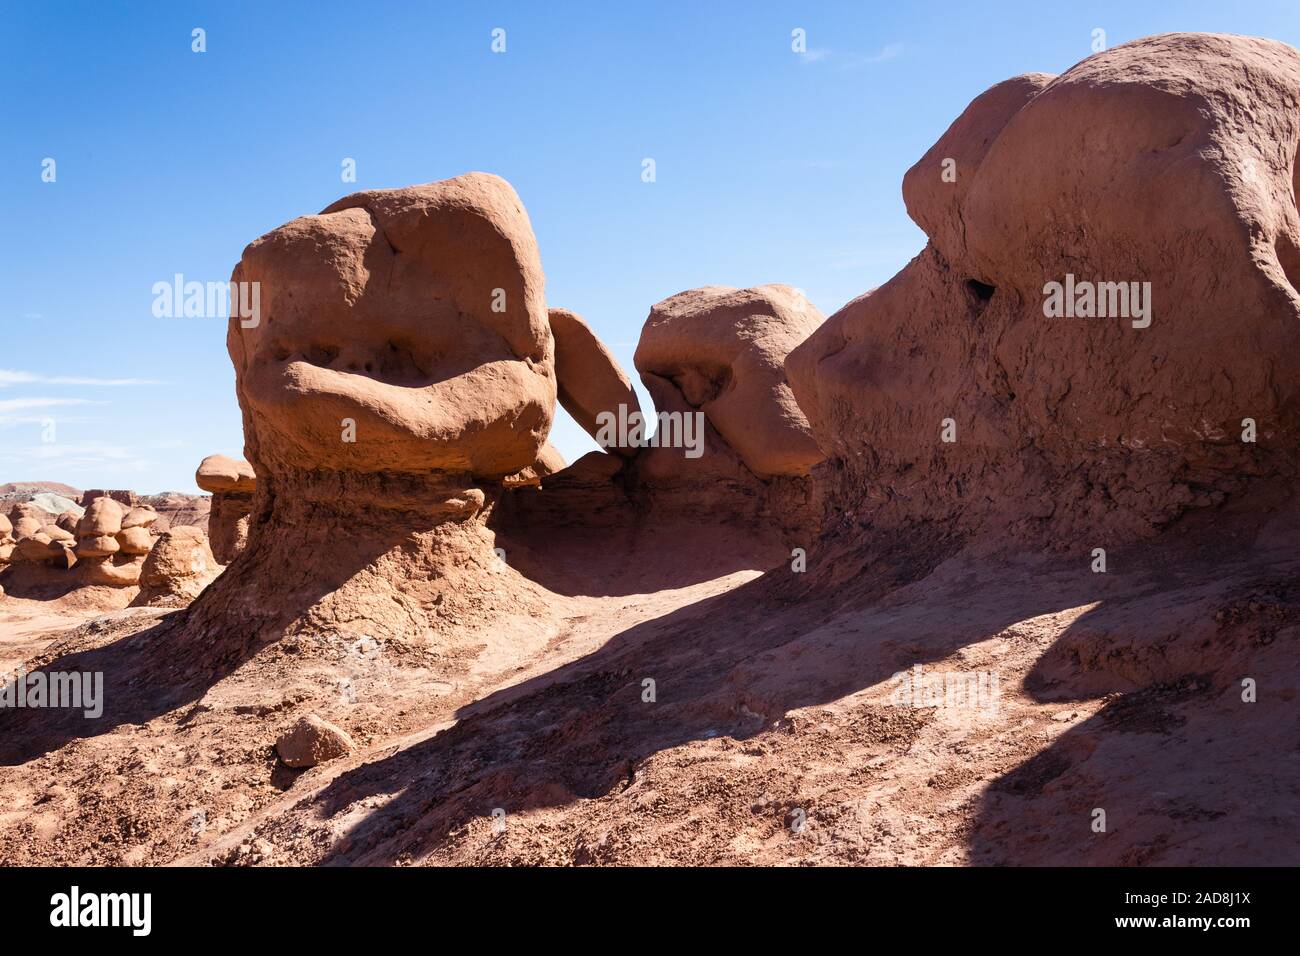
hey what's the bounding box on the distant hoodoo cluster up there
[0,488,218,605]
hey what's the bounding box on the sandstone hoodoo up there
[10,515,74,567]
[231,172,554,480]
[196,454,256,563]
[73,498,140,587]
[134,525,220,607]
[185,172,559,646]
[0,513,13,567]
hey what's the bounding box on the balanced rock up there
[635,284,825,477]
[229,172,555,480]
[121,507,159,530]
[195,455,256,495]
[182,172,559,645]
[116,526,155,556]
[77,498,125,538]
[46,525,75,545]
[195,455,256,564]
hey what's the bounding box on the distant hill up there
[0,481,82,498]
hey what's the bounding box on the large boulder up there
[275,714,355,769]
[228,172,555,481]
[635,284,824,477]
[195,455,256,495]
[121,507,159,530]
[116,526,155,556]
[135,526,219,605]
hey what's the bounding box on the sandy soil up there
[0,498,1296,867]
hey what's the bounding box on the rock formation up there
[788,33,1300,548]
[0,486,208,606]
[0,513,14,567]
[10,34,1300,870]
[548,307,641,456]
[10,514,75,567]
[184,172,559,645]
[275,714,356,769]
[134,525,220,606]
[635,283,824,479]
[196,455,256,563]
[73,497,149,587]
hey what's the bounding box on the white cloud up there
[0,369,162,387]
[863,42,905,64]
[0,397,103,413]
[0,440,153,475]
[802,42,906,70]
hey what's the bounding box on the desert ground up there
[2,32,1298,867]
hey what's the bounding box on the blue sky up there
[4,0,1299,493]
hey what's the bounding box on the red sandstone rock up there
[228,172,555,480]
[636,284,824,478]
[549,307,641,457]
[135,526,219,605]
[275,714,355,768]
[195,455,256,495]
[789,33,1300,544]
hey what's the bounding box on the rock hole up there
[966,279,996,302]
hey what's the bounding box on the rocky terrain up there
[0,33,1296,867]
